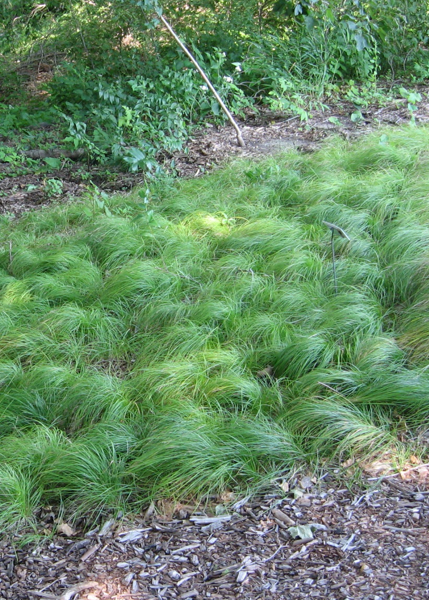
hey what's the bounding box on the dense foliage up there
[0,128,429,527]
[1,1,428,170]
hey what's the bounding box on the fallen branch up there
[23,149,85,160]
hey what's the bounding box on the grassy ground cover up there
[1,127,429,529]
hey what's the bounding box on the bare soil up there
[1,468,428,600]
[1,89,429,217]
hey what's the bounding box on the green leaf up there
[288,525,314,540]
[304,16,315,31]
[325,8,334,21]
[351,110,364,123]
[408,92,422,104]
[354,33,368,52]
[44,157,62,169]
[211,100,220,116]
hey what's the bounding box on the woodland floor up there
[1,468,428,600]
[1,85,429,216]
[2,89,429,599]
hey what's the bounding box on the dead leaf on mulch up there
[56,522,75,537]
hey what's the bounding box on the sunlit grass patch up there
[1,126,429,526]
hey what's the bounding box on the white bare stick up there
[159,14,245,147]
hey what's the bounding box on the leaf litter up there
[2,88,429,216]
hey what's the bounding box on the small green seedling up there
[350,110,364,124]
[44,178,63,197]
[399,87,422,125]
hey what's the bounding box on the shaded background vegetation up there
[1,0,429,171]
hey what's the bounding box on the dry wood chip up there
[204,563,241,580]
[171,543,200,555]
[177,571,199,586]
[80,544,100,562]
[189,516,231,525]
[117,528,151,543]
[271,508,295,526]
[231,496,251,510]
[236,570,247,583]
[98,519,116,537]
[180,590,199,599]
[168,569,180,581]
[66,539,90,554]
[144,502,156,520]
[59,581,99,600]
[300,476,313,490]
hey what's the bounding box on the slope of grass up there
[1,127,429,528]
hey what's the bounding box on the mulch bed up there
[1,472,428,600]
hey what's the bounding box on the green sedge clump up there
[1,126,429,528]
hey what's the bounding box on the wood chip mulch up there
[1,473,428,600]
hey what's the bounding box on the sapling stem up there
[159,14,245,148]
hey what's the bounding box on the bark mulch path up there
[1,470,428,600]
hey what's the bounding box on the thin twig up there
[262,544,286,562]
[383,525,426,534]
[279,115,301,128]
[331,231,338,294]
[38,578,63,594]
